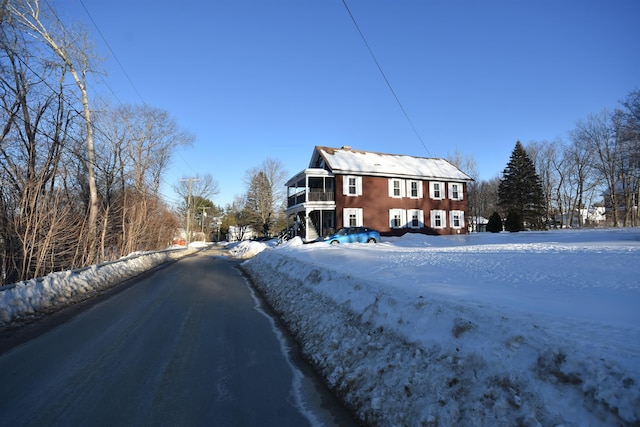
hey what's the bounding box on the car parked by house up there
[323,227,380,244]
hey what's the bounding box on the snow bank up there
[0,248,195,326]
[225,238,282,259]
[240,229,640,426]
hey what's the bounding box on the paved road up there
[0,247,357,426]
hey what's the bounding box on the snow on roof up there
[314,146,473,181]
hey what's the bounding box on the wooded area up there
[0,1,192,285]
[464,89,640,230]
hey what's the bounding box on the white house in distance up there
[285,146,473,242]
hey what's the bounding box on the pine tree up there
[486,211,503,233]
[498,141,546,230]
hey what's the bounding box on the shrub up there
[505,210,524,232]
[486,212,503,233]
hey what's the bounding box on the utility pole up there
[199,206,208,233]
[181,177,201,246]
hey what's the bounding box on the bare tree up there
[526,140,564,227]
[93,104,194,256]
[174,174,220,243]
[614,90,640,226]
[565,132,598,227]
[573,110,622,226]
[0,11,81,282]
[8,0,101,258]
[243,158,287,237]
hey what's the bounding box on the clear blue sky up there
[63,0,639,207]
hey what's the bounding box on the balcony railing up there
[287,190,335,208]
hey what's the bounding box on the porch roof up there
[285,168,334,187]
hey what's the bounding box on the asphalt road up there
[0,247,357,426]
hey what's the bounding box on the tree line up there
[1,0,192,285]
[178,159,288,243]
[462,89,640,231]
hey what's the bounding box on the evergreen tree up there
[498,141,546,230]
[486,211,503,233]
[504,210,524,232]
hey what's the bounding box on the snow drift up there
[240,229,640,426]
[0,247,197,325]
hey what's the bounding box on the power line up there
[78,0,147,106]
[341,0,432,157]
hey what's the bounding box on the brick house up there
[285,146,473,241]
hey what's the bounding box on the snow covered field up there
[237,229,640,426]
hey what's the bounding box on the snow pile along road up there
[0,247,198,326]
[240,230,640,426]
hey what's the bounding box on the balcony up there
[285,168,335,210]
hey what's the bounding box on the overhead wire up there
[42,0,198,204]
[341,0,433,158]
[77,0,202,199]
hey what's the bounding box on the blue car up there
[323,227,380,245]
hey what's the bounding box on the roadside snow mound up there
[228,240,269,259]
[241,230,640,426]
[0,249,192,326]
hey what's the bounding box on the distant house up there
[285,146,473,242]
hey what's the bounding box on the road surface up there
[0,246,357,426]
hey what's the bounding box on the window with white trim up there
[408,180,422,199]
[430,209,446,229]
[388,178,405,198]
[448,182,463,201]
[389,208,406,228]
[430,182,444,200]
[343,208,363,227]
[408,209,424,228]
[450,210,465,229]
[342,175,362,196]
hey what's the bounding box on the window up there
[430,210,446,229]
[343,208,363,227]
[450,210,465,229]
[348,212,357,226]
[430,182,444,200]
[388,178,405,198]
[342,176,362,196]
[408,209,424,228]
[389,209,406,228]
[349,177,357,195]
[448,182,463,201]
[408,180,422,199]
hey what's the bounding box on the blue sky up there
[64,0,639,207]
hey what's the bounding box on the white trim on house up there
[408,209,425,228]
[408,180,423,199]
[388,178,406,198]
[431,209,446,229]
[389,208,407,228]
[448,182,463,201]
[343,175,362,196]
[450,210,465,229]
[343,208,363,227]
[430,182,444,200]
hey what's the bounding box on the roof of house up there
[311,146,473,181]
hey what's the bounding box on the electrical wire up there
[341,0,432,158]
[77,0,147,107]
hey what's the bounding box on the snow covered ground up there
[1,231,638,426]
[0,244,204,325]
[237,229,640,426]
